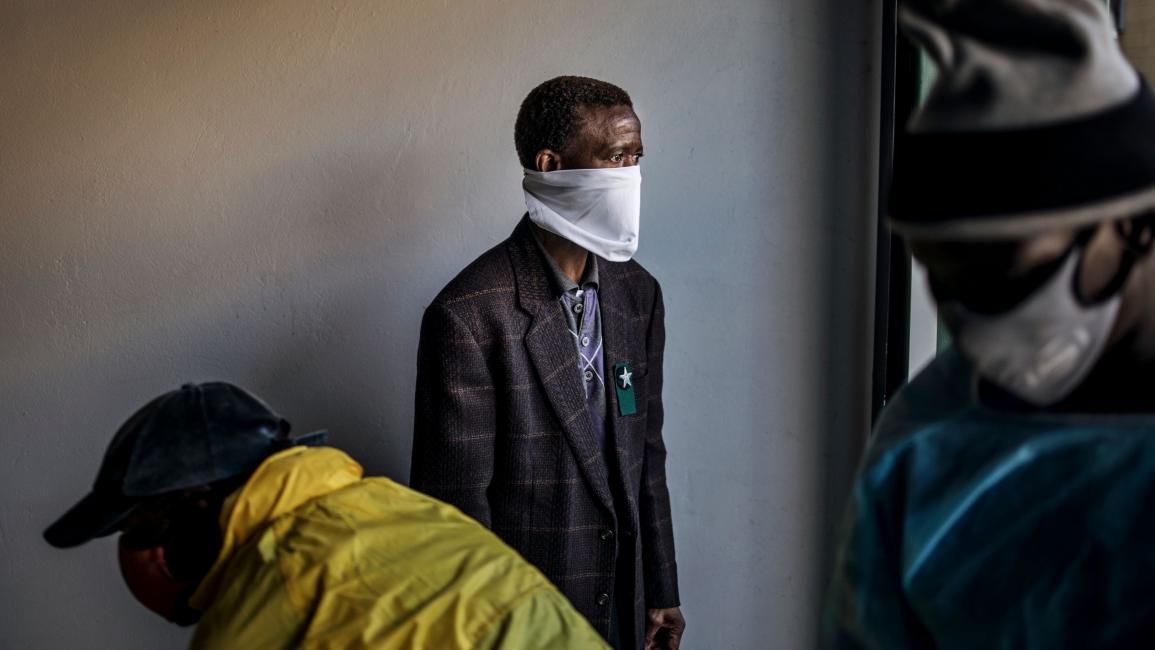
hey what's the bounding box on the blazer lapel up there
[597,261,640,522]
[508,218,616,514]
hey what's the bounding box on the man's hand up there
[645,607,685,650]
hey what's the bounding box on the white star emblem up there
[618,367,633,389]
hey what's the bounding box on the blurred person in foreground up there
[828,0,1155,647]
[44,382,608,649]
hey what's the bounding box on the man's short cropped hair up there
[514,75,633,169]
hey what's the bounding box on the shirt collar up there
[532,228,599,295]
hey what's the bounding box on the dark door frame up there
[871,1,922,424]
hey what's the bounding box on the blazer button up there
[600,528,615,541]
[596,593,610,606]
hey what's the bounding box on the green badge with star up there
[613,362,637,416]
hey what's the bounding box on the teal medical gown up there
[827,349,1155,649]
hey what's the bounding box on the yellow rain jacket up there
[187,446,608,649]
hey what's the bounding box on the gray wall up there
[0,1,878,647]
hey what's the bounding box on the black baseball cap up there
[44,382,293,549]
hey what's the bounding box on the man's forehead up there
[576,104,641,137]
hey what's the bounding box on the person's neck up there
[1124,278,1155,365]
[979,345,1155,415]
[1047,277,1155,413]
[1051,348,1155,413]
[532,224,589,285]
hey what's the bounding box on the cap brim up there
[43,490,139,549]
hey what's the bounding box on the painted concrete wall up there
[0,1,878,647]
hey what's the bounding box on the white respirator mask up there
[523,166,641,262]
[938,224,1150,407]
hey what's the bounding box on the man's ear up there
[534,149,562,172]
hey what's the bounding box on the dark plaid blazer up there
[410,217,680,647]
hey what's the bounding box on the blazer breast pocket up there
[611,361,648,418]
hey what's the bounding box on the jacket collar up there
[509,216,556,312]
[508,217,617,515]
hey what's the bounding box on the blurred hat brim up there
[890,81,1155,241]
[43,490,139,549]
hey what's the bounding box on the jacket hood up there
[189,446,362,610]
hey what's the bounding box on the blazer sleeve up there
[639,281,681,609]
[409,301,496,527]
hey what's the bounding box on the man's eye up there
[610,154,624,162]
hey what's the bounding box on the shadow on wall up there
[53,147,435,482]
[245,279,416,481]
[202,148,438,481]
[812,0,878,631]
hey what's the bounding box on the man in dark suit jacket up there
[410,76,684,650]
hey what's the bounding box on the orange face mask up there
[117,542,202,626]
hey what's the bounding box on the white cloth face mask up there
[938,246,1121,407]
[523,166,641,262]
